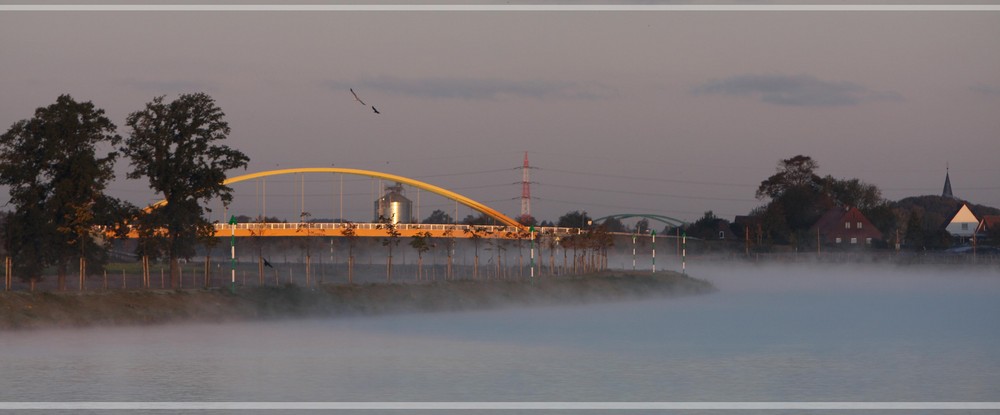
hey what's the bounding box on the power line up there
[539,167,755,188]
[533,196,739,219]
[536,182,755,202]
[528,150,764,172]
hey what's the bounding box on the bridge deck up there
[126,223,584,239]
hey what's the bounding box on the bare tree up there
[295,211,314,286]
[376,216,401,282]
[341,221,359,284]
[463,225,493,280]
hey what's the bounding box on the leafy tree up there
[246,215,270,285]
[409,231,434,281]
[0,95,124,290]
[589,225,614,272]
[635,218,650,234]
[558,234,578,273]
[441,229,455,280]
[903,211,926,250]
[422,209,454,224]
[600,217,627,233]
[199,233,220,288]
[463,225,492,279]
[376,215,401,282]
[2,198,49,289]
[756,155,821,199]
[687,210,729,239]
[986,221,1000,247]
[542,229,558,275]
[122,93,249,288]
[513,227,531,279]
[516,214,537,227]
[557,210,592,228]
[341,221,359,283]
[755,203,791,245]
[753,155,899,245]
[755,156,828,236]
[461,213,495,226]
[822,176,883,212]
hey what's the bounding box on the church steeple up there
[942,164,954,199]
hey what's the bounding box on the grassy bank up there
[0,271,714,331]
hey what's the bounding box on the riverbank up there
[0,271,714,330]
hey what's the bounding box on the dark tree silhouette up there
[0,95,127,290]
[122,93,249,288]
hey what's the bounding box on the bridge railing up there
[211,222,582,236]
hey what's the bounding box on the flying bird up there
[263,258,273,268]
[349,88,367,106]
[372,106,380,114]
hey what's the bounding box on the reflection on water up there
[2,264,998,409]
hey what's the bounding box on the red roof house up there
[810,206,883,246]
[979,215,1000,239]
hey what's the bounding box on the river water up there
[1,263,998,414]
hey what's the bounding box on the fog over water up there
[2,264,998,414]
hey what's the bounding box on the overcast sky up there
[1,4,998,224]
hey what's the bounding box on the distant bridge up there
[593,214,687,228]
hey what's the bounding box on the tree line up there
[683,155,1000,251]
[0,94,248,290]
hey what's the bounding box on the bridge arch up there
[593,213,687,228]
[149,167,522,228]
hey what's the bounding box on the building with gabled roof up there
[810,206,883,246]
[977,215,1000,239]
[944,202,979,239]
[980,215,1000,231]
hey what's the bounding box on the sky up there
[1,3,999,225]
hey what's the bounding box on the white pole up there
[682,232,687,274]
[530,226,535,279]
[632,233,636,271]
[230,215,237,292]
[651,230,656,273]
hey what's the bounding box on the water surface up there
[2,264,998,413]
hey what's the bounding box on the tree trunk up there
[258,256,264,286]
[142,256,149,288]
[348,255,354,284]
[4,257,11,291]
[386,254,393,283]
[549,251,554,276]
[79,257,86,292]
[57,261,67,291]
[169,256,180,289]
[347,245,354,284]
[563,249,568,275]
[305,254,311,287]
[473,255,479,280]
[417,255,422,281]
[518,251,523,280]
[204,255,211,288]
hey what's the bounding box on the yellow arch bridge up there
[134,167,581,239]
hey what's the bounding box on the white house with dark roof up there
[945,203,979,239]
